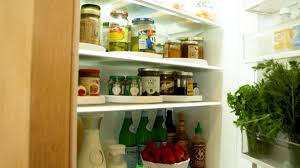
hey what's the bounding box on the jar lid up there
[138,68,160,72]
[132,18,155,24]
[165,40,181,44]
[176,71,193,76]
[110,76,125,80]
[81,4,101,16]
[160,70,175,75]
[79,69,100,73]
[189,36,204,41]
[177,37,188,41]
[126,76,141,80]
[182,41,198,45]
[111,10,128,17]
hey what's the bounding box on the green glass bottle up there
[152,109,168,145]
[136,111,152,145]
[119,112,138,168]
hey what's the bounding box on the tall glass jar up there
[80,4,101,45]
[109,11,129,51]
[131,18,156,53]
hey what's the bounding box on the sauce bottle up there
[165,110,176,143]
[176,112,189,152]
[191,122,206,168]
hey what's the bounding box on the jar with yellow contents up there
[109,11,129,51]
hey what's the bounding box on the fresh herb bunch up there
[254,60,300,143]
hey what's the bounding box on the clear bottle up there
[176,112,189,153]
[78,114,106,168]
[165,110,176,143]
[152,109,168,145]
[109,11,129,51]
[191,123,206,168]
[119,112,138,168]
[107,144,128,168]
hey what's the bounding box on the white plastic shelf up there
[163,95,203,102]
[245,0,299,15]
[77,101,221,113]
[79,46,222,71]
[77,96,106,105]
[106,95,163,103]
[244,49,300,63]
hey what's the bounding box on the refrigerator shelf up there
[244,49,300,63]
[244,0,299,15]
[77,101,221,113]
[77,96,106,105]
[106,95,163,104]
[79,45,222,71]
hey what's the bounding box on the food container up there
[80,4,101,45]
[125,76,141,96]
[109,11,129,51]
[102,22,110,50]
[175,71,193,96]
[142,158,190,168]
[155,43,164,55]
[138,68,160,96]
[131,18,156,53]
[109,76,125,95]
[181,41,199,59]
[190,36,204,59]
[164,40,181,58]
[79,69,100,96]
[160,70,175,95]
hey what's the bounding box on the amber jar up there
[182,41,199,59]
[138,68,160,96]
[160,70,175,95]
[79,69,100,96]
[164,40,181,58]
[190,37,204,59]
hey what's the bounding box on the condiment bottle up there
[119,112,138,168]
[152,109,168,145]
[176,112,189,152]
[107,144,128,168]
[191,123,206,168]
[165,110,176,143]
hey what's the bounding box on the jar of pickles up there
[108,76,125,95]
[160,70,175,95]
[125,76,141,96]
[175,71,193,96]
[138,68,160,96]
[164,40,181,58]
[80,4,101,45]
[131,18,156,53]
[109,11,129,51]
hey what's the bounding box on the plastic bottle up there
[190,122,206,168]
[152,109,168,145]
[165,110,176,143]
[107,144,128,168]
[119,112,138,168]
[176,112,189,153]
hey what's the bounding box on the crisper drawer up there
[241,130,300,168]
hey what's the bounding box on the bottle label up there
[125,146,138,168]
[109,25,129,43]
[141,76,160,95]
[187,79,194,96]
[138,30,156,50]
[79,77,100,96]
[167,132,176,143]
[191,143,206,168]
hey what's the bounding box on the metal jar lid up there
[160,70,175,75]
[111,10,128,17]
[138,68,160,72]
[177,37,188,41]
[176,71,193,76]
[81,4,101,16]
[182,41,198,45]
[165,40,181,44]
[189,36,204,41]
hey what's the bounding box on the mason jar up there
[109,11,129,51]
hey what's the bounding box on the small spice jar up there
[108,76,125,95]
[190,37,204,59]
[164,40,181,58]
[182,41,199,59]
[138,68,160,96]
[79,69,101,96]
[160,70,175,95]
[125,76,141,96]
[175,71,193,96]
[80,4,101,45]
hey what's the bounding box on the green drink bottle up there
[152,109,168,145]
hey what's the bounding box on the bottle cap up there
[195,122,203,134]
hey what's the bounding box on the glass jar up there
[102,22,110,51]
[109,11,129,51]
[155,43,164,55]
[160,70,175,95]
[193,83,199,95]
[138,68,160,96]
[190,37,204,59]
[131,18,156,53]
[108,76,125,95]
[80,4,101,45]
[175,71,193,96]
[79,69,101,96]
[164,40,181,58]
[125,76,141,96]
[182,41,199,59]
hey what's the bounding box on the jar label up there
[160,80,174,94]
[80,19,100,45]
[130,87,139,96]
[109,25,129,43]
[141,76,160,96]
[138,30,156,50]
[112,84,122,95]
[188,45,199,58]
[187,79,194,96]
[125,146,138,168]
[191,143,206,168]
[79,77,100,96]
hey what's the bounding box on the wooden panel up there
[0,0,33,167]
[29,0,78,167]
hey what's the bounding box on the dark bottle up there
[165,110,176,143]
